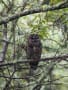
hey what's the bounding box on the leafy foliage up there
[0,0,68,90]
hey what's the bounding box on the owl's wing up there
[26,46,34,59]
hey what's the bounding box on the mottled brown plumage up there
[26,34,42,70]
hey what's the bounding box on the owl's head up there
[29,34,39,39]
[28,34,40,46]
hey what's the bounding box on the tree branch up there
[0,54,68,67]
[0,24,8,62]
[0,1,68,25]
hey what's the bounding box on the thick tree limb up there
[0,24,8,62]
[0,54,68,67]
[0,1,68,25]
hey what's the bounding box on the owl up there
[26,34,42,71]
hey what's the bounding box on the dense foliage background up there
[0,0,68,90]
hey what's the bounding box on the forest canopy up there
[0,0,68,90]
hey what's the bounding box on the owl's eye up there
[29,45,33,48]
[30,34,39,39]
